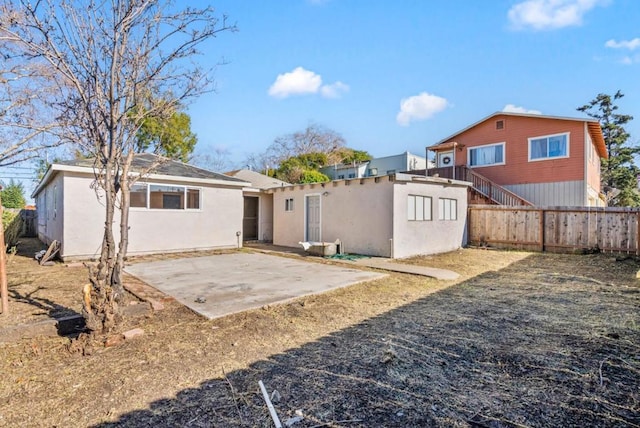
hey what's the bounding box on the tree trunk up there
[82,156,123,334]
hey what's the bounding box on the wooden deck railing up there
[426,166,533,206]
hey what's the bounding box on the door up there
[305,195,321,242]
[243,196,259,241]
[437,151,454,168]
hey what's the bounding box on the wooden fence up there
[468,205,640,254]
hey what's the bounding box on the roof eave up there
[432,111,602,148]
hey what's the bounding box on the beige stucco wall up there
[391,180,469,259]
[59,172,243,260]
[272,178,395,256]
[272,175,469,258]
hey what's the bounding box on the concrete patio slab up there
[124,252,385,319]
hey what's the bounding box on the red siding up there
[450,115,587,186]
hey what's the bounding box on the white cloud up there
[268,67,322,98]
[502,104,542,114]
[268,67,348,99]
[620,55,640,65]
[320,81,349,99]
[605,38,640,50]
[396,92,449,126]
[508,0,605,31]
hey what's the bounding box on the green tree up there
[299,170,330,184]
[335,148,372,165]
[136,110,197,163]
[273,152,330,183]
[578,91,640,207]
[1,180,26,209]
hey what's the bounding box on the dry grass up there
[1,242,639,427]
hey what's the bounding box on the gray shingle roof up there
[58,153,245,183]
[225,169,290,189]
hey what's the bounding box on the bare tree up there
[0,53,64,165]
[252,123,346,170]
[192,146,234,172]
[0,0,235,336]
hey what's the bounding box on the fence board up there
[468,205,640,255]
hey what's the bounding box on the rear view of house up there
[427,112,607,207]
[32,154,249,260]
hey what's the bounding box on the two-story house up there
[427,112,607,207]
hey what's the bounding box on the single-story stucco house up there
[31,153,250,260]
[224,169,289,242]
[268,173,470,258]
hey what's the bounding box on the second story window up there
[468,142,505,167]
[529,133,569,161]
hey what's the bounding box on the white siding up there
[504,180,586,207]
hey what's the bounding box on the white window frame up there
[129,182,202,211]
[407,195,432,221]
[528,132,570,162]
[285,198,294,212]
[467,142,505,168]
[439,198,457,221]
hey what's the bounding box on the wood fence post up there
[0,189,8,314]
[539,209,545,252]
[637,211,640,256]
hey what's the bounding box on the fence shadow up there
[93,253,640,427]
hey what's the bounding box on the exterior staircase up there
[426,166,533,206]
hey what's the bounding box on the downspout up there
[583,122,589,206]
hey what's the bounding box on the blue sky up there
[187,0,640,169]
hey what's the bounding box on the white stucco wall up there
[391,179,469,259]
[272,175,469,258]
[58,172,243,260]
[36,173,64,248]
[272,178,395,256]
[259,193,274,241]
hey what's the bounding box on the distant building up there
[320,151,429,180]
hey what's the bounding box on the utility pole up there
[0,186,8,314]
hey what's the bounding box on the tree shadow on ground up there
[95,254,640,427]
[9,286,83,335]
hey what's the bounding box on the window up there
[529,133,569,161]
[496,120,504,130]
[337,175,345,180]
[187,188,200,209]
[130,183,148,208]
[439,198,457,220]
[348,173,356,179]
[468,143,505,167]
[285,198,294,211]
[132,183,200,209]
[368,168,378,177]
[407,195,432,221]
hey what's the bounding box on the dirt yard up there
[0,241,639,427]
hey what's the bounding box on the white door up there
[437,151,454,168]
[306,195,321,242]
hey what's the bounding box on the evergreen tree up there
[578,91,640,207]
[1,180,26,209]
